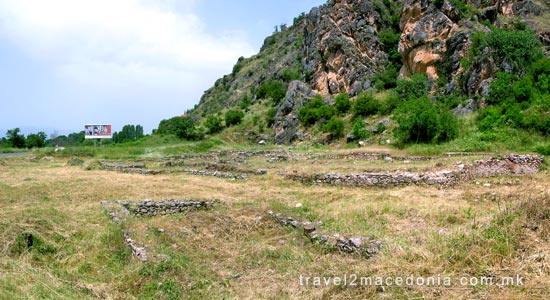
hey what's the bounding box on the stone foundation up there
[268,211,382,258]
[287,154,543,188]
[118,199,218,217]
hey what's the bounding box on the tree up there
[256,81,286,105]
[6,128,26,148]
[156,116,200,140]
[25,132,46,148]
[205,115,224,134]
[353,93,381,117]
[395,74,429,101]
[393,97,458,144]
[322,117,345,139]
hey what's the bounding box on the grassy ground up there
[0,145,549,299]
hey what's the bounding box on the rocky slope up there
[191,0,549,143]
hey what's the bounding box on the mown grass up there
[0,146,549,299]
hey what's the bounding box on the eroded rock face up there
[399,0,547,95]
[273,80,315,144]
[303,0,390,95]
[399,0,459,79]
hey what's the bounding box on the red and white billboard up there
[84,124,112,139]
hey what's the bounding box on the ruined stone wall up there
[120,199,216,217]
[287,154,543,188]
[268,211,381,258]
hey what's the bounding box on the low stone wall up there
[287,154,543,188]
[268,211,382,258]
[101,199,219,261]
[182,169,249,180]
[100,161,263,179]
[120,199,217,217]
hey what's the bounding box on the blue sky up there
[0,0,326,137]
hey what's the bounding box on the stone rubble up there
[268,211,382,258]
[124,232,148,262]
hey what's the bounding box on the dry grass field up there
[0,148,548,299]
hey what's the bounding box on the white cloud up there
[0,0,254,90]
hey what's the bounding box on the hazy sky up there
[0,0,326,137]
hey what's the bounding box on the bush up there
[487,72,517,105]
[280,64,302,82]
[266,107,277,126]
[469,28,544,75]
[225,110,245,127]
[353,93,382,117]
[25,132,46,148]
[156,116,200,140]
[530,58,550,94]
[350,117,371,140]
[334,93,351,114]
[256,81,286,105]
[298,96,336,126]
[478,106,504,131]
[395,74,429,101]
[393,97,458,144]
[513,76,534,102]
[205,115,223,134]
[373,64,398,89]
[322,117,345,139]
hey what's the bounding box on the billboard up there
[84,124,112,139]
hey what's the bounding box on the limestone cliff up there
[191,0,549,143]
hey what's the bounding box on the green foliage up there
[536,144,550,156]
[530,58,550,94]
[156,116,200,140]
[486,72,517,105]
[373,64,398,89]
[240,94,251,111]
[379,94,401,115]
[350,117,371,140]
[46,132,84,147]
[205,115,224,134]
[298,96,336,126]
[266,107,277,126]
[225,109,245,127]
[334,93,351,114]
[113,125,144,143]
[256,81,287,105]
[353,93,381,117]
[395,74,429,101]
[393,97,459,144]
[449,0,476,19]
[5,128,26,148]
[469,28,543,74]
[279,64,302,82]
[322,117,345,139]
[25,132,46,148]
[378,29,401,66]
[513,76,534,102]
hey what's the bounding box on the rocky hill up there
[190,0,550,144]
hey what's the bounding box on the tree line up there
[1,124,146,149]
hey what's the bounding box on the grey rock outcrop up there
[273,80,315,144]
[303,0,390,95]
